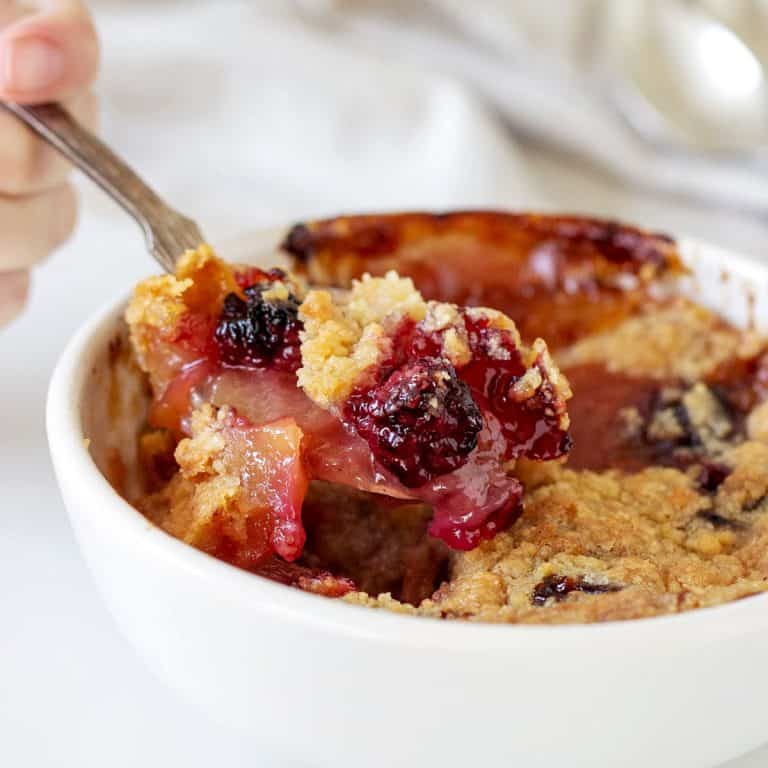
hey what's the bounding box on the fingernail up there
[3,37,63,92]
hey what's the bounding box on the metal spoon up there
[0,101,204,273]
[601,0,768,156]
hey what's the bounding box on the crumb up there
[558,300,761,381]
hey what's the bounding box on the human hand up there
[0,0,98,326]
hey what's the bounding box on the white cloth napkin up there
[94,0,536,242]
[292,0,768,214]
[91,0,768,246]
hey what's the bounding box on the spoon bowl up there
[604,0,768,155]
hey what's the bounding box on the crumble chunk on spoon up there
[128,246,571,573]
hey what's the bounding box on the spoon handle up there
[0,101,203,272]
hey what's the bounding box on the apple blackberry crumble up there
[126,212,768,623]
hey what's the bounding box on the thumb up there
[0,1,99,103]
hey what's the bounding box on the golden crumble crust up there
[422,302,472,367]
[747,401,768,442]
[125,245,236,337]
[297,271,570,421]
[298,290,392,408]
[558,299,763,381]
[139,404,244,546]
[298,271,427,407]
[350,444,768,623]
[174,244,240,309]
[126,245,304,377]
[125,274,191,365]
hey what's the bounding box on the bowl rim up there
[46,233,768,651]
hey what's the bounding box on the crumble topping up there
[125,273,190,372]
[125,274,190,335]
[345,271,427,326]
[123,215,768,625]
[297,289,391,408]
[421,302,472,367]
[464,306,521,339]
[297,272,570,423]
[559,300,763,380]
[261,280,292,303]
[748,400,768,442]
[349,443,768,623]
[141,405,241,546]
[298,271,427,406]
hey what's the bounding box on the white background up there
[1,2,767,765]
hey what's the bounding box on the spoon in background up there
[0,101,204,273]
[600,0,768,157]
[300,0,768,161]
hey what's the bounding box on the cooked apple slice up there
[163,405,308,563]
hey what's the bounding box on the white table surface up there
[2,4,768,766]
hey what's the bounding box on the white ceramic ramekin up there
[47,232,768,768]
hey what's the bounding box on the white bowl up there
[47,232,768,768]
